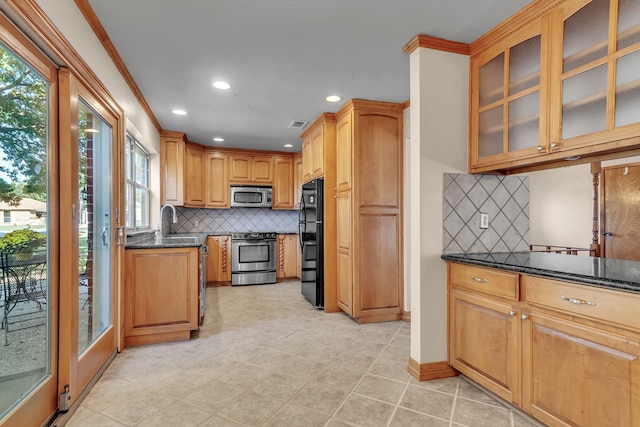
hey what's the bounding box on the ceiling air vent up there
[288,120,309,129]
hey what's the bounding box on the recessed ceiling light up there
[564,155,581,161]
[326,95,342,103]
[213,81,231,90]
[172,109,187,115]
[284,144,293,148]
[213,137,224,142]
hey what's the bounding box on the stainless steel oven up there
[231,232,276,286]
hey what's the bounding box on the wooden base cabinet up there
[124,248,199,347]
[448,261,640,427]
[206,235,231,283]
[522,311,640,427]
[449,289,521,405]
[276,234,299,279]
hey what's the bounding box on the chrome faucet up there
[159,204,178,237]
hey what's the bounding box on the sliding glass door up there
[58,68,120,401]
[0,15,59,426]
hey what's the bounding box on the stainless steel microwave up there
[230,186,272,208]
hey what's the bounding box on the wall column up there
[407,46,469,379]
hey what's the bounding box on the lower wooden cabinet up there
[522,311,640,427]
[449,288,520,405]
[206,235,231,283]
[124,248,199,347]
[277,234,299,279]
[448,261,640,427]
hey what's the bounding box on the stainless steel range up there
[231,232,277,286]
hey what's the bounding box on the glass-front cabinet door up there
[550,0,640,152]
[470,17,548,171]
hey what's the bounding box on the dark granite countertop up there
[441,252,640,293]
[126,233,205,249]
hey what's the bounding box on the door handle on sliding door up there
[101,223,110,246]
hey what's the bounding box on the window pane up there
[508,91,540,151]
[0,42,50,418]
[135,187,149,227]
[125,183,134,228]
[125,135,132,180]
[479,53,504,107]
[134,145,147,186]
[562,64,608,139]
[615,49,640,127]
[563,0,609,73]
[618,0,640,50]
[509,35,541,95]
[478,105,504,158]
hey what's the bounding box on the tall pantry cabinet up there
[335,100,404,323]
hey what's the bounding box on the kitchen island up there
[442,252,640,427]
[123,234,205,347]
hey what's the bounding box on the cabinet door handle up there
[550,142,558,149]
[508,310,516,317]
[536,145,544,152]
[470,276,489,283]
[521,314,529,320]
[561,295,596,307]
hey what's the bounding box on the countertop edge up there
[441,253,640,293]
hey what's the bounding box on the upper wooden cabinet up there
[160,134,299,210]
[293,152,303,209]
[160,132,186,206]
[470,0,640,173]
[470,17,547,172]
[205,151,229,208]
[335,100,403,323]
[300,113,336,183]
[184,143,206,207]
[272,156,294,209]
[229,153,273,184]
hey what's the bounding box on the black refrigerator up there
[299,178,324,309]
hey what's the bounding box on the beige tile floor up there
[64,281,542,427]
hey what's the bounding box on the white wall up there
[34,0,161,226]
[528,155,640,251]
[528,164,592,249]
[409,48,468,364]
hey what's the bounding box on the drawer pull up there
[561,295,596,307]
[470,276,489,283]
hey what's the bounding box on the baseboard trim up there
[402,311,411,322]
[407,358,459,381]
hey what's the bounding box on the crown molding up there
[403,34,470,55]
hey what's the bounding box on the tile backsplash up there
[443,173,529,254]
[172,207,299,233]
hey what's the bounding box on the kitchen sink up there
[158,236,200,245]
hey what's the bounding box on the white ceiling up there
[87,0,531,152]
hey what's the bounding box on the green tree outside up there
[0,44,48,205]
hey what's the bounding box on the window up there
[125,134,150,230]
[3,211,10,223]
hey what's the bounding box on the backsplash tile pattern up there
[443,173,530,254]
[173,207,299,233]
